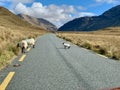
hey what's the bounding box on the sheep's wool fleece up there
[64,43,70,47]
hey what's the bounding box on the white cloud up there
[14,2,95,27]
[95,0,120,4]
[78,12,95,17]
[14,2,75,27]
[15,3,29,14]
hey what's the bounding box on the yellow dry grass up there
[0,25,46,69]
[0,7,48,69]
[57,27,120,60]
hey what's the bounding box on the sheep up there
[62,42,71,49]
[25,38,35,48]
[17,40,28,53]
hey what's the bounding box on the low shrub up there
[81,42,91,49]
[0,51,14,68]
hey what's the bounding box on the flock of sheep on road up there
[17,38,35,53]
[17,38,71,53]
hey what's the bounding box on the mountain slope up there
[0,7,31,28]
[58,5,120,31]
[0,7,46,31]
[18,14,57,31]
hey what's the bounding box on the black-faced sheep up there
[17,40,28,53]
[26,38,35,48]
[62,42,71,49]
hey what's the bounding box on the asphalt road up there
[0,34,120,90]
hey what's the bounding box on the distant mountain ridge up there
[18,14,57,31]
[58,5,120,31]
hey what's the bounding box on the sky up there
[0,0,120,27]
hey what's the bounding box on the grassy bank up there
[57,27,120,60]
[0,26,46,69]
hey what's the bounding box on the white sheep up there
[17,40,28,53]
[62,42,71,49]
[25,38,35,48]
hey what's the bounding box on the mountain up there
[17,14,57,31]
[58,5,120,31]
[0,6,47,31]
[0,7,31,28]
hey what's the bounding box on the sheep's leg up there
[64,46,67,49]
[21,47,24,53]
[22,47,26,53]
[27,46,29,49]
[33,45,35,48]
[68,46,70,49]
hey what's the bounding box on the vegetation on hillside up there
[0,25,46,69]
[0,7,47,69]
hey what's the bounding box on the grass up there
[57,27,120,60]
[0,25,46,69]
[0,7,48,69]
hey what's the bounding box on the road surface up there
[0,34,120,90]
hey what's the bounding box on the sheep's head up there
[62,42,65,44]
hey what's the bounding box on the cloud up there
[14,2,95,27]
[14,3,29,14]
[7,0,33,4]
[78,12,95,17]
[95,0,120,4]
